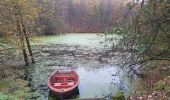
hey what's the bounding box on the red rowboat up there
[48,71,79,98]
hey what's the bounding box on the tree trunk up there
[16,19,29,66]
[20,19,35,64]
[15,3,35,64]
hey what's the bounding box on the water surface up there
[30,33,137,100]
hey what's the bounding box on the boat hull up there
[48,71,79,99]
[49,86,79,99]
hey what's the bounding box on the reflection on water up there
[77,66,122,99]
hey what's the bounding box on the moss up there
[112,92,125,100]
[0,94,18,100]
[0,79,31,100]
[0,81,11,91]
[14,79,28,87]
[0,89,31,100]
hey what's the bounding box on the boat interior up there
[51,72,78,88]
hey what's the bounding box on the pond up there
[29,33,137,100]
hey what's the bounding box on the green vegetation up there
[0,81,11,90]
[112,92,125,100]
[109,0,170,99]
[155,81,168,90]
[111,0,170,69]
[0,79,30,100]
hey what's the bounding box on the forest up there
[37,0,126,34]
[1,0,127,35]
[0,0,170,100]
